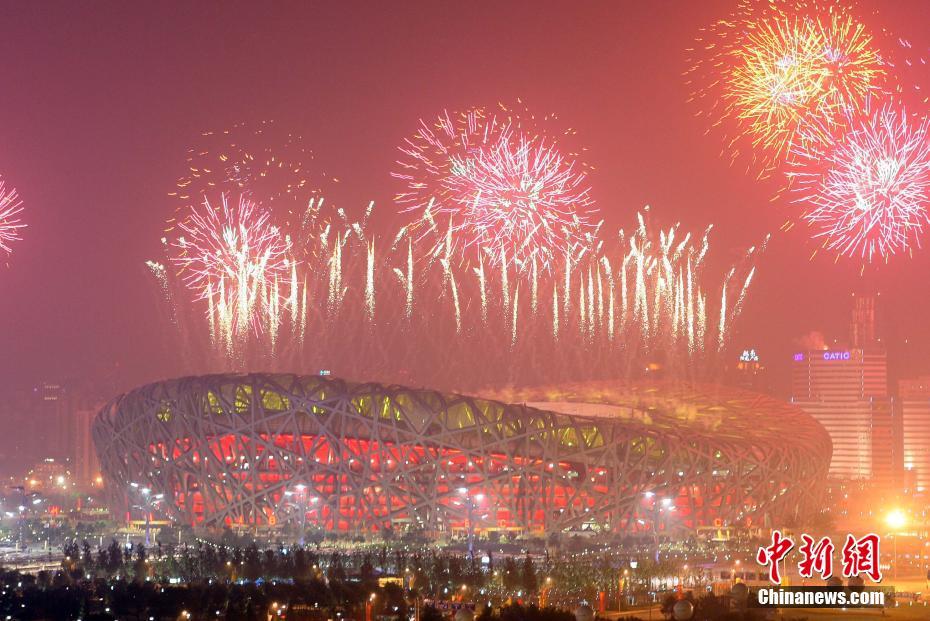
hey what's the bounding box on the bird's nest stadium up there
[93,374,830,536]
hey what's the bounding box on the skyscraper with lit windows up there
[790,295,899,487]
[898,376,930,493]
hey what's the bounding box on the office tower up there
[899,377,930,493]
[32,381,71,459]
[791,348,887,401]
[850,293,877,347]
[790,296,899,485]
[732,348,769,393]
[72,406,102,487]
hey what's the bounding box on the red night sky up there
[1,0,930,395]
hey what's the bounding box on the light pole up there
[457,487,482,558]
[646,494,673,563]
[886,509,908,581]
[129,482,164,547]
[283,483,317,545]
[366,592,375,621]
[8,485,27,550]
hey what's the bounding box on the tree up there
[477,604,498,621]
[82,540,93,570]
[502,557,520,591]
[431,554,447,592]
[293,546,309,580]
[327,552,347,584]
[106,540,123,575]
[360,553,376,585]
[421,604,444,621]
[244,544,262,581]
[263,548,277,577]
[133,543,148,581]
[382,582,408,619]
[660,592,678,617]
[521,555,538,594]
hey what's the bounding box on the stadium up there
[93,373,831,536]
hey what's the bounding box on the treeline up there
[59,538,698,611]
[0,569,585,621]
[0,569,393,621]
[61,540,545,595]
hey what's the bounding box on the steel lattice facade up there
[93,374,831,535]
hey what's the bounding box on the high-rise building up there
[791,348,887,401]
[19,381,106,486]
[0,389,35,462]
[790,392,870,480]
[731,348,770,393]
[869,399,898,489]
[790,295,900,486]
[32,381,71,459]
[850,293,877,348]
[72,406,102,486]
[791,349,897,484]
[899,376,930,493]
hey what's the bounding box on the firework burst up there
[170,193,292,298]
[817,14,885,110]
[157,122,337,368]
[0,181,23,257]
[154,193,762,386]
[687,1,885,176]
[788,103,930,261]
[443,129,593,269]
[165,193,301,362]
[394,106,596,270]
[168,121,333,238]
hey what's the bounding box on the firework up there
[885,36,930,106]
[168,120,332,238]
[687,1,885,176]
[394,106,596,270]
[154,119,760,384]
[444,129,593,268]
[154,196,762,387]
[165,193,302,361]
[170,194,291,296]
[0,181,23,256]
[788,103,930,262]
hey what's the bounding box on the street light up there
[887,509,907,530]
[283,483,315,545]
[458,487,481,558]
[647,494,672,563]
[129,483,164,547]
[366,592,376,621]
[886,509,908,581]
